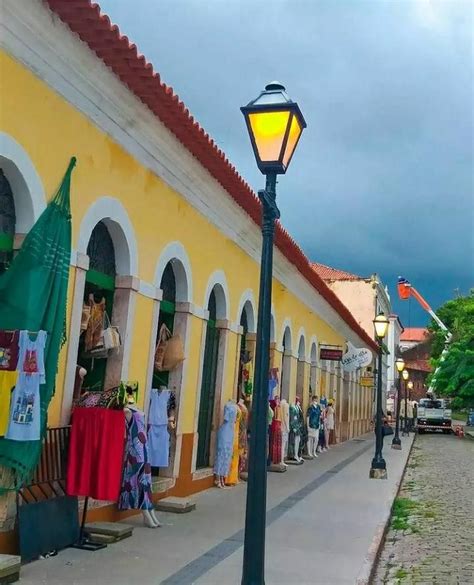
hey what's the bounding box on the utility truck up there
[417,397,452,433]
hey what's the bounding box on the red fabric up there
[269,419,282,464]
[66,407,125,501]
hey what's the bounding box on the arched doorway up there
[196,283,227,469]
[236,299,256,400]
[310,341,318,397]
[76,221,117,392]
[0,170,15,274]
[296,334,306,403]
[280,325,292,401]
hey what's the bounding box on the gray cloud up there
[99,0,473,324]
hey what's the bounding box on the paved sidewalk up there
[21,432,413,585]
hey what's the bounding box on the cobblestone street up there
[374,433,474,585]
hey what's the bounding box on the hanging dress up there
[6,330,47,442]
[225,406,242,486]
[238,401,249,473]
[214,401,237,477]
[147,388,175,467]
[118,408,154,511]
[84,294,105,351]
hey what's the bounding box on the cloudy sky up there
[99,0,473,326]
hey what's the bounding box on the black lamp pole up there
[392,373,402,449]
[241,172,279,585]
[402,380,409,436]
[370,338,387,478]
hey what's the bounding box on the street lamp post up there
[402,369,409,436]
[370,312,389,479]
[391,357,405,450]
[240,82,306,585]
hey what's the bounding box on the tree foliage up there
[428,290,474,409]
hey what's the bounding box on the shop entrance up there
[0,169,16,274]
[280,326,292,401]
[77,221,116,392]
[196,290,220,469]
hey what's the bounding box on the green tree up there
[428,291,474,409]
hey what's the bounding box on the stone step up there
[155,497,196,514]
[84,522,134,538]
[0,554,20,584]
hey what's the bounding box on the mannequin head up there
[295,396,301,405]
[311,395,319,405]
[274,395,280,405]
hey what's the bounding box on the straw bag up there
[162,333,185,371]
[80,302,91,332]
[103,312,121,351]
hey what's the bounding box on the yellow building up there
[0,0,377,546]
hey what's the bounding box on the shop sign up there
[360,376,374,387]
[342,341,373,372]
[319,347,343,361]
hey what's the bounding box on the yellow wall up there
[1,51,349,433]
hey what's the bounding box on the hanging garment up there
[118,409,154,511]
[0,330,19,371]
[288,402,303,459]
[147,389,175,467]
[269,400,283,464]
[84,295,106,352]
[6,373,41,441]
[237,401,249,474]
[225,406,241,486]
[0,158,74,493]
[242,361,253,397]
[0,371,18,436]
[214,401,237,477]
[268,368,279,400]
[66,407,125,501]
[18,330,47,382]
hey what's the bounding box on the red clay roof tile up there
[44,0,378,352]
[311,262,363,281]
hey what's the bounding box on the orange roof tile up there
[400,328,429,342]
[44,0,378,352]
[311,262,363,281]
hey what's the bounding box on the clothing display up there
[0,330,19,371]
[118,408,154,511]
[307,403,321,437]
[237,401,249,474]
[325,405,335,430]
[242,361,253,397]
[225,406,241,486]
[4,330,47,442]
[84,294,105,351]
[214,400,238,477]
[268,368,279,400]
[0,371,17,436]
[269,398,283,464]
[288,402,304,460]
[66,406,125,501]
[280,399,290,462]
[147,388,176,467]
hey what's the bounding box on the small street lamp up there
[391,357,405,450]
[370,312,389,479]
[241,82,306,585]
[402,369,409,436]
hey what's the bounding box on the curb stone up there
[355,433,416,585]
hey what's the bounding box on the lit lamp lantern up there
[392,357,406,449]
[241,82,306,175]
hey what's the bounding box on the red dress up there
[269,400,283,464]
[66,407,125,501]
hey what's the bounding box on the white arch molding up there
[310,335,318,363]
[204,270,230,320]
[77,196,138,276]
[236,289,257,333]
[297,327,307,360]
[0,132,46,232]
[155,241,193,303]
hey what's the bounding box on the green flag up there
[0,157,75,492]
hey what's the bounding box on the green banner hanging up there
[0,157,76,492]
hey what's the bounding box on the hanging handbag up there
[102,311,121,351]
[154,324,172,372]
[81,302,91,332]
[162,333,185,371]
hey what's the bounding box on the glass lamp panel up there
[395,358,405,373]
[282,114,303,167]
[248,110,290,163]
[402,369,409,381]
[374,315,389,339]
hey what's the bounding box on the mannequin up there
[280,398,290,465]
[296,396,307,459]
[325,400,335,448]
[269,396,283,465]
[289,400,303,463]
[119,389,160,528]
[147,385,176,468]
[307,395,321,458]
[214,400,238,488]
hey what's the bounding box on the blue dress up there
[214,401,237,476]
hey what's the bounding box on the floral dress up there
[118,408,153,511]
[214,401,237,477]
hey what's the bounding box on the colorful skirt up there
[269,419,282,464]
